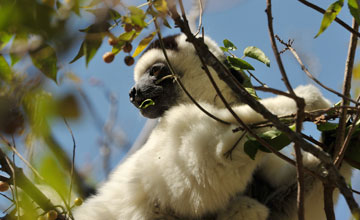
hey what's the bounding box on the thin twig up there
[7,154,19,220]
[173,0,320,182]
[334,97,360,166]
[246,70,268,87]
[298,0,360,38]
[169,1,360,215]
[253,86,293,98]
[334,19,359,162]
[276,35,359,105]
[64,118,76,213]
[0,192,14,202]
[223,131,247,160]
[265,1,304,218]
[0,148,58,214]
[0,134,44,181]
[352,189,360,195]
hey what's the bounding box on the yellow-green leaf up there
[129,6,147,27]
[315,0,344,38]
[118,30,136,41]
[243,46,270,67]
[227,56,255,70]
[132,31,156,57]
[348,0,360,25]
[30,44,58,83]
[0,55,12,81]
[39,155,69,201]
[223,39,237,51]
[153,0,168,14]
[0,32,12,49]
[70,33,103,66]
[353,62,360,79]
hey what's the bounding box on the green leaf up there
[244,139,259,160]
[0,32,12,49]
[243,46,270,67]
[0,55,12,81]
[345,138,360,168]
[128,6,147,27]
[30,44,58,83]
[71,0,80,15]
[348,0,360,24]
[70,33,104,66]
[245,87,260,100]
[317,122,338,131]
[227,56,255,70]
[118,30,136,41]
[223,39,237,51]
[220,46,228,52]
[315,0,344,38]
[69,41,85,64]
[132,31,156,57]
[79,22,111,33]
[153,0,168,14]
[243,129,292,159]
[109,9,121,21]
[162,18,172,29]
[258,131,291,152]
[111,40,126,55]
[39,155,69,200]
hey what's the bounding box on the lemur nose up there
[129,87,136,102]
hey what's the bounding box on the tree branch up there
[266,1,305,218]
[169,1,360,216]
[275,35,359,105]
[0,148,61,215]
[298,0,360,38]
[334,19,359,163]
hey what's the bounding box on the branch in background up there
[323,183,336,220]
[169,0,360,216]
[275,35,359,105]
[334,19,359,161]
[298,0,360,38]
[63,118,76,216]
[265,0,305,218]
[0,147,62,216]
[44,134,95,198]
[334,102,360,166]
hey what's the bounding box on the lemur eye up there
[149,63,164,77]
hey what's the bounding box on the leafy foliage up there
[243,46,270,67]
[315,0,344,38]
[244,128,293,160]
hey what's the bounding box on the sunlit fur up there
[73,85,332,220]
[73,34,350,220]
[134,34,240,107]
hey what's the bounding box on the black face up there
[129,63,179,118]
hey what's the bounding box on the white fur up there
[134,34,239,108]
[74,34,350,219]
[73,85,331,220]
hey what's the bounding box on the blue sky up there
[46,0,359,218]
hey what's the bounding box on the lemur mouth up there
[139,99,155,109]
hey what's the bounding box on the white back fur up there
[73,84,332,220]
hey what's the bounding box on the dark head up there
[130,34,244,118]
